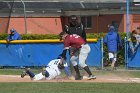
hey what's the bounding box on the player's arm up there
[61,47,69,59]
[64,25,70,34]
[6,35,13,43]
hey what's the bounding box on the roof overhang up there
[0,0,140,17]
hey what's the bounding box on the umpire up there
[64,15,87,42]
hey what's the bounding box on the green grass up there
[0,69,140,93]
[0,68,40,75]
[93,70,140,78]
[0,83,139,93]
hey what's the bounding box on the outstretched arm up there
[61,49,68,59]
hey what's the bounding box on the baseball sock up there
[44,70,49,77]
[26,70,35,78]
[83,66,92,76]
[73,65,81,76]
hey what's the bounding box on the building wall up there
[86,14,124,33]
[8,17,63,34]
[6,14,140,34]
[0,18,9,33]
[123,14,140,33]
[129,14,140,32]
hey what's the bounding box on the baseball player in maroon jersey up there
[59,31,96,80]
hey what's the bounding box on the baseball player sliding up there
[59,32,96,80]
[21,55,70,80]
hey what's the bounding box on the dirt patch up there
[0,75,140,83]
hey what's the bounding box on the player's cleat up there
[25,68,30,71]
[75,75,83,80]
[21,68,30,78]
[87,75,96,80]
[21,71,27,78]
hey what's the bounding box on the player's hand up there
[6,39,10,43]
[70,47,77,56]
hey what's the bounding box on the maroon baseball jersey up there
[64,34,85,49]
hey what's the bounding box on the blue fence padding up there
[0,41,101,67]
[128,46,140,67]
[87,41,102,66]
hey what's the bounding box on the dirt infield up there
[0,74,140,83]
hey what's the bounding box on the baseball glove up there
[58,63,64,69]
[70,47,78,56]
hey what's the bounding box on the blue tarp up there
[0,41,102,67]
[128,46,140,68]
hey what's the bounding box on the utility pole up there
[21,0,27,34]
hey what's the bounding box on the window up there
[81,16,92,29]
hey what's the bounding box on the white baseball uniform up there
[32,59,68,80]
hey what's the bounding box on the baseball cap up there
[10,28,15,33]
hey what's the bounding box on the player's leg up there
[111,53,117,70]
[33,72,45,80]
[21,68,35,78]
[109,52,116,70]
[111,61,115,69]
[70,51,82,80]
[79,54,96,80]
[73,65,83,80]
[79,44,96,80]
[42,67,50,77]
[69,48,75,76]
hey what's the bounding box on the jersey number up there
[70,34,80,38]
[54,60,59,64]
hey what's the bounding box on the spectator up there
[64,15,86,42]
[59,31,96,80]
[6,28,21,43]
[103,25,122,70]
[129,30,140,53]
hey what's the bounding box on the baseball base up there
[69,76,88,80]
